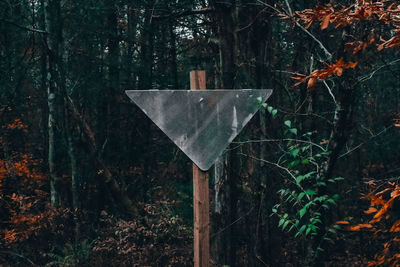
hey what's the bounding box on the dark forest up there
[1,0,400,266]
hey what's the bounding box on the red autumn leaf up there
[364,207,378,214]
[335,67,343,76]
[348,223,373,231]
[371,198,396,223]
[390,219,400,232]
[321,13,332,30]
[307,77,317,90]
[335,220,350,225]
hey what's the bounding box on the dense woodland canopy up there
[1,0,400,266]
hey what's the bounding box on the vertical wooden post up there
[190,70,209,267]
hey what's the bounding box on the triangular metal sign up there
[126,89,272,171]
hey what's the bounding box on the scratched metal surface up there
[126,89,273,171]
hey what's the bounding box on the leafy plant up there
[265,116,345,252]
[44,239,94,267]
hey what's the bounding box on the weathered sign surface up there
[126,89,272,170]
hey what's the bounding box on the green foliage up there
[269,119,344,245]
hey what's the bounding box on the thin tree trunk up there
[168,18,178,89]
[210,0,237,265]
[43,0,61,207]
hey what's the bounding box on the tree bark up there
[210,0,237,265]
[43,0,62,207]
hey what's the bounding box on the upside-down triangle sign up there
[125,89,273,171]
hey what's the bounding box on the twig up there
[294,22,332,61]
[236,7,268,32]
[0,251,37,266]
[339,125,393,158]
[358,58,400,82]
[256,0,281,14]
[257,0,332,61]
[232,138,326,152]
[285,0,332,61]
[283,0,293,16]
[151,7,214,20]
[0,18,47,34]
[238,152,310,199]
[323,80,337,104]
[210,206,255,238]
[238,152,296,180]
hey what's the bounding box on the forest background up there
[1,0,400,266]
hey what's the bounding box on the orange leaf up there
[321,13,332,30]
[307,77,317,91]
[346,62,358,69]
[372,198,395,221]
[335,220,350,225]
[390,220,400,232]
[368,37,375,44]
[391,189,400,198]
[335,67,343,76]
[348,223,373,231]
[364,207,377,214]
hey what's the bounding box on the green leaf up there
[311,218,322,225]
[298,224,307,235]
[272,109,278,117]
[278,218,285,227]
[305,226,311,236]
[283,220,290,230]
[298,192,306,201]
[257,96,262,102]
[289,128,298,135]
[267,106,273,113]
[301,159,309,165]
[284,120,291,128]
[299,207,307,218]
[327,198,336,204]
[328,227,336,233]
[305,189,316,196]
[290,148,300,158]
[289,159,300,167]
[296,175,304,185]
[262,102,267,108]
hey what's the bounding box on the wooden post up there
[190,70,209,267]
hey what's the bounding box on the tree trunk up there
[43,0,62,207]
[210,0,237,265]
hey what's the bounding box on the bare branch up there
[323,80,337,104]
[232,138,326,152]
[151,7,214,20]
[0,18,48,34]
[238,152,310,199]
[258,0,332,61]
[358,58,400,82]
[339,126,393,158]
